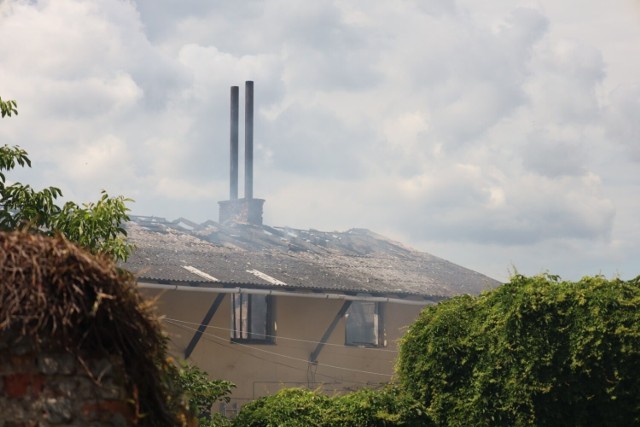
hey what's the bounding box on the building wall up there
[141,288,424,409]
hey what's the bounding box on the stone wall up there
[0,332,133,427]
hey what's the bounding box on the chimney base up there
[218,198,265,225]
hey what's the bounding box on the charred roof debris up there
[124,215,498,300]
[123,81,500,301]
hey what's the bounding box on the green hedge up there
[397,274,640,426]
[232,385,427,427]
[232,388,329,427]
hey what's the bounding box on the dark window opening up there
[231,294,274,343]
[345,301,383,347]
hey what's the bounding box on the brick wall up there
[0,331,134,427]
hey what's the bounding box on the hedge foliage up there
[176,362,235,426]
[232,385,427,427]
[397,274,640,426]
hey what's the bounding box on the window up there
[231,293,274,343]
[345,301,383,347]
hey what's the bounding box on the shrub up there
[232,388,331,427]
[176,362,235,427]
[329,385,429,426]
[232,385,428,427]
[397,274,640,426]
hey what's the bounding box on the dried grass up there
[0,231,184,426]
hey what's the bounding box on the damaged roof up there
[122,215,501,300]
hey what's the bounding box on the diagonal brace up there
[184,293,226,359]
[309,301,352,363]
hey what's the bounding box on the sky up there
[1,0,639,283]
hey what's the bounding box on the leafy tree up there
[397,274,640,427]
[0,97,18,117]
[1,98,132,260]
[177,362,235,427]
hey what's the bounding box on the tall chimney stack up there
[219,81,264,226]
[244,80,254,200]
[229,86,239,200]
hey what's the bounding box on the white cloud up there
[521,130,588,177]
[605,84,640,161]
[62,134,133,182]
[526,40,605,125]
[0,0,638,281]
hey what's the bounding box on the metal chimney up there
[219,80,264,226]
[230,86,239,200]
[244,80,254,200]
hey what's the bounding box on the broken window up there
[231,294,273,343]
[345,301,383,347]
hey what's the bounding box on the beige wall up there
[141,288,423,408]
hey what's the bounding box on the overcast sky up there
[1,0,639,282]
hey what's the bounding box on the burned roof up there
[122,215,500,299]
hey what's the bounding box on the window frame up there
[344,300,385,348]
[230,293,275,344]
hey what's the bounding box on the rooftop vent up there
[218,81,265,225]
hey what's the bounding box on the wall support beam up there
[184,293,226,359]
[309,301,352,363]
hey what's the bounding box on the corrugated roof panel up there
[182,266,219,282]
[246,269,287,286]
[122,217,501,297]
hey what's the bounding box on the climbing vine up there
[397,274,640,426]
